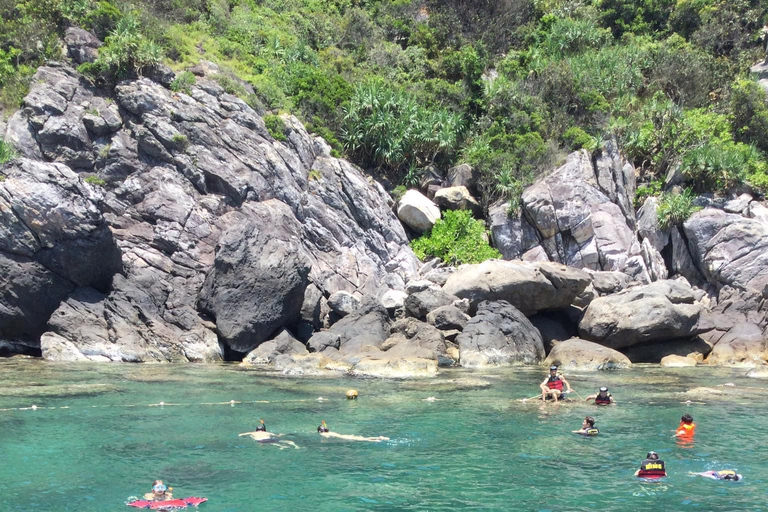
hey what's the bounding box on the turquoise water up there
[2,361,768,511]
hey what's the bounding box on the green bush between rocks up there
[411,209,501,265]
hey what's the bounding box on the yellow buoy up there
[346,389,358,400]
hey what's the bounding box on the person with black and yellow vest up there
[572,416,599,436]
[635,451,667,478]
[540,365,573,402]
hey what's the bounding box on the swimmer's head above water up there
[255,419,266,432]
[317,420,329,433]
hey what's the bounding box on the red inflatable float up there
[127,497,207,510]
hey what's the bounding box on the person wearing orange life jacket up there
[635,451,667,478]
[540,365,573,402]
[676,414,696,438]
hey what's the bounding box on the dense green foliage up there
[0,139,16,164]
[1,0,768,204]
[411,209,501,265]
[657,188,701,229]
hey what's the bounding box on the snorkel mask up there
[152,484,167,493]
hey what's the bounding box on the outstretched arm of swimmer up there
[584,394,596,402]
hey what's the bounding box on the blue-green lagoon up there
[2,360,768,511]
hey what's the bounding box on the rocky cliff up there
[2,31,767,375]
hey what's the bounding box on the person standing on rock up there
[585,387,615,405]
[540,365,573,402]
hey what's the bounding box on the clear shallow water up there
[2,361,768,512]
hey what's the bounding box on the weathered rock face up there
[704,323,767,367]
[397,189,440,233]
[0,159,122,345]
[488,200,540,260]
[242,329,308,364]
[456,300,545,367]
[519,144,654,282]
[442,260,590,315]
[684,208,768,295]
[579,280,705,349]
[198,201,311,353]
[405,287,459,318]
[2,62,419,359]
[544,338,632,370]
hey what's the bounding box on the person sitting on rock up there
[540,365,572,402]
[572,416,599,436]
[690,470,742,481]
[240,420,300,450]
[675,414,696,438]
[317,420,389,442]
[585,387,615,405]
[635,452,667,478]
[144,480,173,501]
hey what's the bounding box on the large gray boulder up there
[579,280,705,349]
[243,329,308,364]
[705,323,766,367]
[433,186,481,214]
[442,260,590,315]
[544,338,632,370]
[405,287,460,318]
[456,300,545,367]
[385,317,453,365]
[397,190,440,233]
[326,300,391,353]
[199,201,311,352]
[622,337,713,363]
[684,208,768,295]
[520,145,655,282]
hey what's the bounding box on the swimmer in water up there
[317,420,389,442]
[690,470,742,481]
[585,387,615,405]
[144,480,173,501]
[540,365,573,402]
[635,451,667,478]
[572,416,599,436]
[239,420,300,450]
[675,414,696,438]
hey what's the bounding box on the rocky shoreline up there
[1,29,766,377]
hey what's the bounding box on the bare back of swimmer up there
[317,420,389,442]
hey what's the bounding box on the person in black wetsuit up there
[635,451,667,478]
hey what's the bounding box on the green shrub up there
[342,81,463,175]
[563,126,597,151]
[84,175,107,187]
[730,79,768,154]
[170,71,196,93]
[634,178,663,207]
[0,139,17,164]
[390,185,407,203]
[657,188,701,230]
[680,142,765,192]
[171,133,189,151]
[264,114,288,142]
[85,13,163,79]
[411,210,501,265]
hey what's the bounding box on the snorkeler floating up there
[239,419,300,450]
[635,451,667,478]
[539,365,574,402]
[572,416,599,436]
[317,420,389,442]
[585,387,615,405]
[144,481,173,501]
[690,470,742,481]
